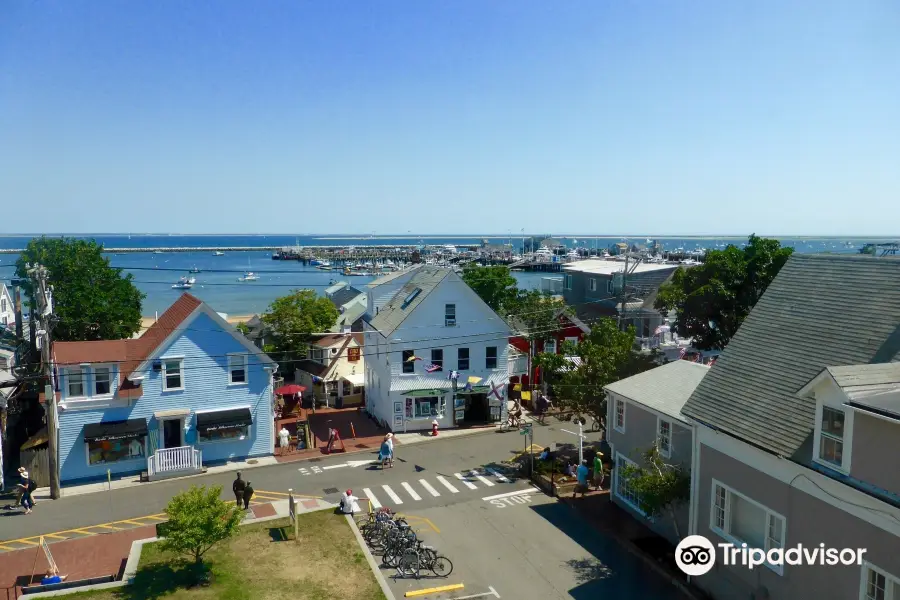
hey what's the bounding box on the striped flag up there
[425,363,442,373]
[694,354,701,363]
[708,358,717,367]
[679,347,686,359]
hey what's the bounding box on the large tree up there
[461,264,518,312]
[261,289,340,358]
[534,317,657,419]
[654,234,793,350]
[160,485,242,571]
[15,237,144,341]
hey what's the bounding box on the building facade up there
[52,294,277,485]
[364,267,510,432]
[295,333,365,408]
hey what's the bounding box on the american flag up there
[708,358,717,367]
[679,347,686,359]
[694,353,701,363]
[425,363,442,373]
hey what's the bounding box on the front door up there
[162,419,182,449]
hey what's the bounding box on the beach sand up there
[138,314,255,336]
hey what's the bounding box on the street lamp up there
[561,417,587,465]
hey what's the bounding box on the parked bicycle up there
[568,414,602,432]
[396,540,453,578]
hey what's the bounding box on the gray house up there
[682,254,900,600]
[561,259,679,338]
[604,360,709,544]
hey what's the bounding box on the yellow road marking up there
[13,538,39,546]
[0,544,17,551]
[119,519,151,527]
[508,443,542,462]
[44,533,67,540]
[397,514,441,534]
[91,524,122,531]
[405,583,464,597]
[254,489,289,496]
[62,528,95,535]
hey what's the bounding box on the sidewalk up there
[0,497,335,595]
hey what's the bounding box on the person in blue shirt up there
[574,460,590,498]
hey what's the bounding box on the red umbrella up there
[275,384,306,396]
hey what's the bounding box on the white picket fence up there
[147,445,203,478]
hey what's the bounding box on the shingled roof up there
[682,254,900,460]
[368,267,452,337]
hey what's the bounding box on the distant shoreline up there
[0,233,894,240]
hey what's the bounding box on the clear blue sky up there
[1,1,897,235]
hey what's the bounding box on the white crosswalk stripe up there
[401,482,422,501]
[454,472,478,490]
[419,479,441,497]
[487,468,511,483]
[436,476,459,493]
[363,488,381,509]
[382,485,403,504]
[471,469,495,487]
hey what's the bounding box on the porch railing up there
[508,354,528,376]
[147,445,203,478]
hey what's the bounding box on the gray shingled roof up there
[828,363,900,390]
[366,265,423,289]
[682,254,900,460]
[368,268,452,337]
[329,285,364,309]
[604,360,709,423]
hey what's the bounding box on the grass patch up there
[68,512,385,600]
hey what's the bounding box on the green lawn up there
[70,512,386,600]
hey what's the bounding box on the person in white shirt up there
[278,426,291,450]
[340,489,360,515]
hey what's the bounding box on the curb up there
[345,514,396,600]
[394,425,498,447]
[560,499,707,600]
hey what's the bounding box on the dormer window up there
[814,400,853,474]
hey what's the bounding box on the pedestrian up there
[232,472,246,507]
[593,452,605,490]
[21,471,36,514]
[339,489,360,515]
[278,426,291,452]
[385,433,394,466]
[536,393,550,424]
[574,460,590,498]
[243,481,254,510]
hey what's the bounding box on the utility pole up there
[618,251,630,329]
[14,285,23,341]
[28,264,60,499]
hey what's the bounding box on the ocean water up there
[0,234,878,316]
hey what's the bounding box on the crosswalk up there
[298,465,323,476]
[357,468,522,509]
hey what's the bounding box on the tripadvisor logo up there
[675,535,868,577]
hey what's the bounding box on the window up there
[614,397,626,432]
[94,366,112,396]
[199,424,248,443]
[445,304,456,326]
[0,356,8,370]
[457,348,469,370]
[1,299,6,311]
[615,454,647,515]
[67,367,86,398]
[431,349,443,371]
[309,348,325,363]
[485,346,498,369]
[413,396,443,418]
[711,481,786,574]
[1,317,6,325]
[228,354,247,385]
[658,419,672,458]
[818,406,845,467]
[862,564,900,600]
[402,350,415,374]
[544,339,557,354]
[348,347,360,362]
[564,274,572,290]
[343,379,353,396]
[607,279,613,294]
[88,436,145,465]
[589,278,597,292]
[162,359,183,391]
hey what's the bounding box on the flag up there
[463,382,473,392]
[467,376,482,385]
[406,355,423,363]
[654,325,663,335]
[708,358,717,367]
[425,363,442,373]
[448,370,459,381]
[678,347,686,359]
[694,354,701,363]
[489,382,505,400]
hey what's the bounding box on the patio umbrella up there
[275,384,306,396]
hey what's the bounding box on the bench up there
[22,575,116,594]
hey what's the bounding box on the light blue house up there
[52,293,277,485]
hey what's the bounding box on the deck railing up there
[148,445,203,478]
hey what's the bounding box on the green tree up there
[461,264,518,312]
[261,289,339,358]
[15,237,144,341]
[619,445,691,539]
[654,234,793,350]
[160,485,242,567]
[502,289,568,345]
[534,318,657,419]
[234,321,250,336]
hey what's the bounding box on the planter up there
[531,472,578,497]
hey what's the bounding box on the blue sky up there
[1,1,897,235]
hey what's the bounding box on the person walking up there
[20,470,36,514]
[536,393,550,425]
[232,472,246,507]
[384,433,394,466]
[242,481,254,510]
[592,452,605,490]
[574,459,590,498]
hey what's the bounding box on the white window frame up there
[93,364,114,397]
[657,417,672,458]
[544,339,557,355]
[860,562,900,600]
[813,397,853,474]
[614,452,647,516]
[227,353,249,386]
[445,303,456,327]
[161,357,185,392]
[709,479,787,575]
[564,274,572,290]
[66,366,87,399]
[589,278,597,292]
[614,396,626,433]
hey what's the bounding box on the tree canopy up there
[534,318,658,418]
[160,485,242,566]
[502,288,569,343]
[15,237,144,341]
[654,234,793,350]
[619,445,691,539]
[261,289,340,358]
[461,264,518,313]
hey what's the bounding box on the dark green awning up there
[402,389,446,398]
[456,386,490,395]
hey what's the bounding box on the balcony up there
[147,446,204,481]
[508,352,528,377]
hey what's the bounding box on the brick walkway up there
[274,407,390,462]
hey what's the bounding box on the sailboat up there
[213,251,225,256]
[172,276,193,290]
[238,257,258,281]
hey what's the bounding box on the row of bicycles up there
[357,507,453,579]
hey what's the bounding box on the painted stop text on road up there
[489,494,533,508]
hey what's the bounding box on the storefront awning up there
[342,373,365,386]
[456,386,491,395]
[403,389,445,398]
[196,407,253,432]
[84,418,148,443]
